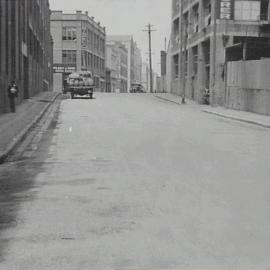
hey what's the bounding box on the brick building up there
[51,11,106,92]
[170,0,270,105]
[0,0,53,114]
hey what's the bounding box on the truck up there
[66,71,94,99]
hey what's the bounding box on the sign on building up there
[53,64,76,74]
[220,0,232,20]
[82,28,87,49]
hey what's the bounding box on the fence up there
[226,59,270,115]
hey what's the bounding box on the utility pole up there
[211,0,218,105]
[143,24,156,93]
[180,0,187,104]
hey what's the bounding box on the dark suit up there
[7,84,18,113]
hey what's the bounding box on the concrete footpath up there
[0,91,61,163]
[154,93,270,128]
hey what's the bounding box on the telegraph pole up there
[143,24,156,93]
[211,0,218,105]
[180,0,186,104]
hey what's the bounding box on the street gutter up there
[0,93,61,164]
[203,109,270,129]
[153,94,270,129]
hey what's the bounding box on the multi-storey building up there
[106,41,128,93]
[134,46,142,85]
[51,11,106,92]
[170,0,270,105]
[0,0,53,114]
[107,35,142,92]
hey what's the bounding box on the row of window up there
[62,27,105,53]
[174,0,263,37]
[62,50,105,73]
[81,51,105,73]
[173,39,213,80]
[0,1,50,75]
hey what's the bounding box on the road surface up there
[1,93,270,270]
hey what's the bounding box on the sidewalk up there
[0,91,60,163]
[154,93,270,128]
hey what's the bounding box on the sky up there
[49,0,171,74]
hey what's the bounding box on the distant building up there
[0,0,53,114]
[106,41,128,93]
[170,0,270,105]
[155,76,162,93]
[51,10,106,92]
[134,46,142,85]
[107,35,142,92]
[141,62,150,93]
[105,68,111,92]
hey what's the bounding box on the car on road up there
[130,83,145,93]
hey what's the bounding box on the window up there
[173,54,179,79]
[62,27,77,41]
[192,46,198,74]
[62,50,77,64]
[234,1,260,21]
[173,18,179,36]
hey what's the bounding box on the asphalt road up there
[1,93,270,270]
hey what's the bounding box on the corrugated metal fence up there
[226,59,270,115]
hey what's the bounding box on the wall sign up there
[53,64,76,73]
[82,28,87,49]
[220,0,232,20]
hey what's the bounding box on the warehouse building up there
[51,11,106,92]
[0,0,53,114]
[170,0,270,105]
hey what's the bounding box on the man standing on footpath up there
[7,81,19,113]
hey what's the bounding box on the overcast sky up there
[49,0,171,74]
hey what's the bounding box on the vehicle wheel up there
[89,93,93,99]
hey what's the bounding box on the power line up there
[143,24,156,94]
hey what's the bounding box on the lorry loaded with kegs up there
[65,71,94,99]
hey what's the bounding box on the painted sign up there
[53,64,76,73]
[82,28,87,49]
[220,0,232,20]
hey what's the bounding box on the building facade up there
[0,0,53,114]
[170,0,270,105]
[106,40,128,93]
[51,11,106,92]
[107,35,142,92]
